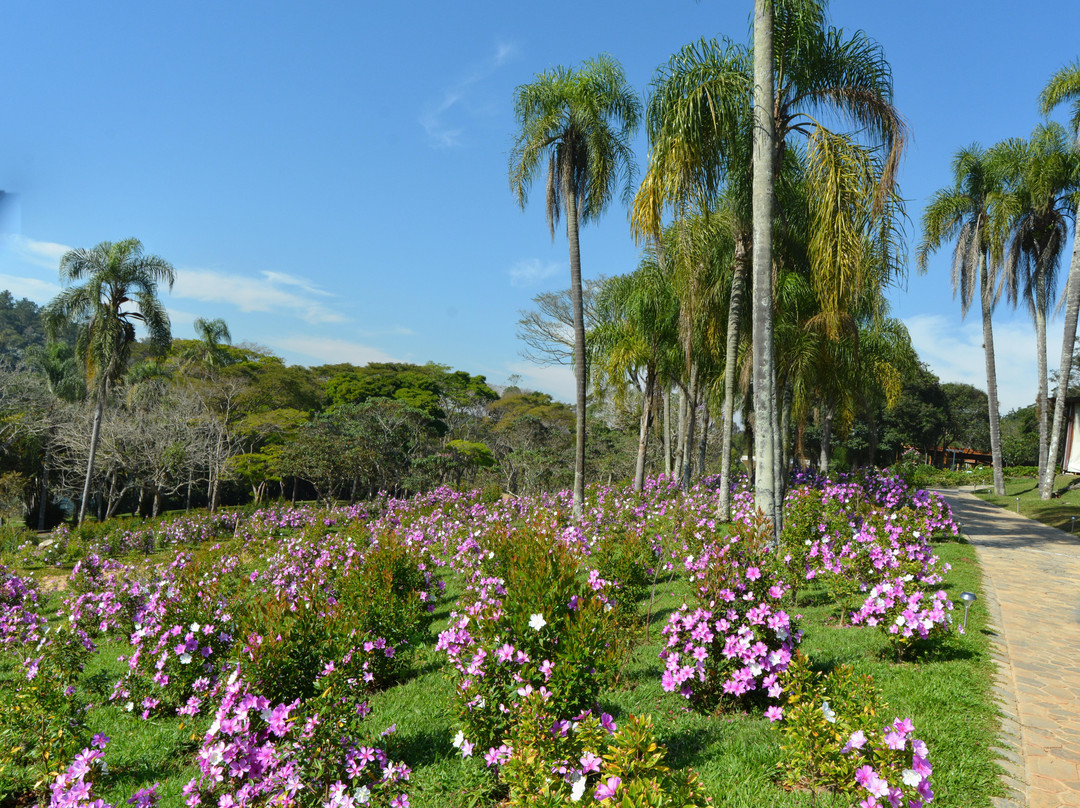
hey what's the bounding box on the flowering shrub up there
[844,718,935,807]
[183,666,408,808]
[437,520,626,756]
[112,553,241,717]
[777,651,883,789]
[47,736,161,808]
[1,563,46,648]
[499,696,707,807]
[777,652,935,805]
[659,519,800,711]
[850,578,955,659]
[0,623,93,799]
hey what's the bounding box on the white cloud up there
[420,40,518,148]
[509,258,562,288]
[261,270,333,297]
[903,312,1046,414]
[272,335,397,366]
[0,272,60,303]
[505,361,576,404]
[171,267,345,325]
[0,233,71,271]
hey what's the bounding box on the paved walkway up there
[935,488,1080,808]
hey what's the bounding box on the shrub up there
[850,579,955,659]
[659,518,800,712]
[498,696,708,808]
[183,666,408,808]
[777,651,882,790]
[437,519,626,756]
[0,624,93,799]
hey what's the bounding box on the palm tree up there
[42,238,175,524]
[589,257,681,491]
[185,317,233,373]
[509,54,641,519]
[918,147,1009,495]
[995,124,1080,481]
[1038,62,1080,499]
[632,36,751,516]
[635,2,905,523]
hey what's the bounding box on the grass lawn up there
[972,473,1080,533]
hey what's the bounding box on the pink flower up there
[580,751,602,773]
[765,706,783,722]
[594,776,622,801]
[843,730,867,752]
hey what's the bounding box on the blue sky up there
[1,0,1078,413]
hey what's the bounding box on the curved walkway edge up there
[935,488,1080,808]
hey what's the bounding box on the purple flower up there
[600,713,617,734]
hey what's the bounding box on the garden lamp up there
[960,591,977,631]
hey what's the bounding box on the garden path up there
[936,488,1080,808]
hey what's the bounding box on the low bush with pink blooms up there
[659,517,800,710]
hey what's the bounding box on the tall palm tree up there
[42,238,175,524]
[1038,62,1080,499]
[995,124,1080,481]
[509,54,641,519]
[918,147,1009,495]
[632,36,751,517]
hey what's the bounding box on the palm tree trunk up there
[980,258,1007,496]
[634,365,655,492]
[1042,231,1080,499]
[820,405,834,474]
[752,0,777,530]
[675,387,687,479]
[663,385,672,477]
[697,403,709,478]
[78,393,106,525]
[682,363,699,488]
[718,245,748,520]
[1035,271,1050,481]
[564,172,587,520]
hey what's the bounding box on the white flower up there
[228,667,240,685]
[190,622,201,633]
[902,768,922,787]
[179,652,192,665]
[529,613,547,631]
[124,701,134,712]
[570,773,586,802]
[353,785,371,804]
[204,742,225,766]
[821,701,837,723]
[895,615,906,627]
[452,730,465,749]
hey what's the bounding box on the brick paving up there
[936,489,1080,808]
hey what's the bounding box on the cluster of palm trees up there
[509,0,914,527]
[920,62,1080,500]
